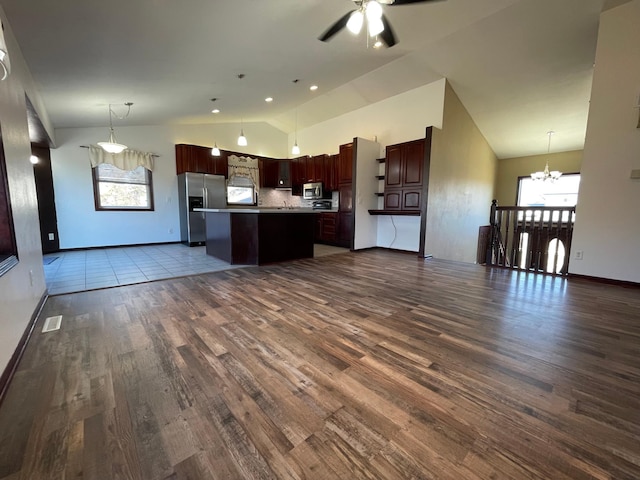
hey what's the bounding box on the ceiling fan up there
[319,0,445,48]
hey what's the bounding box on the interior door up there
[31,146,60,253]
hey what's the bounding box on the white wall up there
[377,216,421,252]
[292,79,446,252]
[293,80,446,157]
[426,82,497,263]
[52,123,287,249]
[570,0,640,282]
[353,138,381,250]
[0,7,51,374]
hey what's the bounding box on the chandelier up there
[531,131,562,182]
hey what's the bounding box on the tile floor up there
[44,243,349,295]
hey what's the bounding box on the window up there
[92,163,154,211]
[517,173,580,207]
[0,124,18,276]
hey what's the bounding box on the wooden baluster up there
[511,210,519,268]
[487,200,497,265]
[504,209,511,268]
[544,207,554,273]
[524,209,532,271]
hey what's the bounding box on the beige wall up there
[426,82,497,263]
[0,8,51,375]
[495,150,583,206]
[570,0,640,282]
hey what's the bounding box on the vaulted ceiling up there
[1,0,613,158]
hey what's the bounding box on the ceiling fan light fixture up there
[366,1,383,20]
[368,17,385,36]
[347,10,364,34]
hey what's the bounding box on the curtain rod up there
[80,145,160,157]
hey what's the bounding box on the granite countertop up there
[195,207,338,214]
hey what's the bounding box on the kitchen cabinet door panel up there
[403,140,424,187]
[384,190,401,210]
[337,212,353,248]
[324,154,338,191]
[338,184,353,212]
[338,143,353,184]
[402,189,421,210]
[385,145,402,188]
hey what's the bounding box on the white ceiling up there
[1,0,612,158]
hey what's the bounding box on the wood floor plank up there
[0,250,639,479]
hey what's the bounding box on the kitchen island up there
[195,208,316,265]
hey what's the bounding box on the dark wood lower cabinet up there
[337,212,353,249]
[205,211,315,265]
[315,212,337,244]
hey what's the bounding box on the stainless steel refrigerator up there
[177,172,226,246]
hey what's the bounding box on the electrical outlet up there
[48,233,55,241]
[574,250,584,260]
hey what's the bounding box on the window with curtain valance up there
[227,154,260,188]
[89,145,155,211]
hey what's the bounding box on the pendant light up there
[292,107,300,155]
[237,118,247,147]
[530,131,562,182]
[209,97,222,156]
[97,103,132,154]
[236,74,248,147]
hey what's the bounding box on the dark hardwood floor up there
[0,249,639,479]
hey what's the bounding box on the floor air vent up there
[42,315,62,333]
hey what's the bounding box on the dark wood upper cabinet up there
[338,142,353,185]
[385,144,402,188]
[261,158,277,188]
[175,144,227,177]
[277,160,291,188]
[309,154,326,183]
[260,159,291,189]
[382,138,426,212]
[384,139,424,189]
[291,155,308,196]
[403,140,424,187]
[324,154,338,192]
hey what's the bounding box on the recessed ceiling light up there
[212,109,220,114]
[310,85,318,91]
[265,97,273,103]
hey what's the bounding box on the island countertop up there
[194,207,338,213]
[200,208,319,265]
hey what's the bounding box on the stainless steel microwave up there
[303,182,323,200]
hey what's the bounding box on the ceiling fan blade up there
[380,14,397,47]
[319,10,357,42]
[388,0,445,4]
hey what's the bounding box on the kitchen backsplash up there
[258,189,338,209]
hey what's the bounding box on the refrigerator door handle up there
[204,187,208,209]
